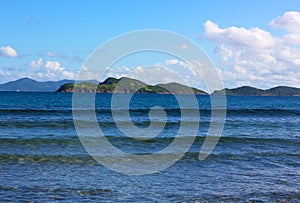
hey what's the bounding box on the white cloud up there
[128,66,184,85]
[0,69,11,77]
[42,51,83,63]
[29,58,43,68]
[283,33,300,45]
[173,44,189,50]
[0,46,18,58]
[76,65,102,81]
[269,11,300,33]
[204,20,275,50]
[0,57,79,83]
[46,51,56,57]
[44,60,75,79]
[165,59,179,65]
[204,11,300,88]
[102,66,132,80]
[27,58,76,80]
[102,59,208,90]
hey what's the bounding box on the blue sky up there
[1,0,300,88]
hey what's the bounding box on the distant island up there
[212,86,300,96]
[0,77,75,92]
[56,77,208,95]
[0,77,97,92]
[0,77,299,96]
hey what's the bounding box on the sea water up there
[0,92,299,202]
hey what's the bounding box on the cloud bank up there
[0,58,76,82]
[28,58,76,80]
[204,11,300,88]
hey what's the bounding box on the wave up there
[0,138,80,145]
[0,136,298,146]
[0,108,299,116]
[0,108,72,114]
[0,153,95,164]
[0,185,113,196]
[0,120,74,128]
[0,119,209,129]
[226,108,300,116]
[0,149,299,164]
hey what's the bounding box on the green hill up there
[56,77,208,95]
[212,86,300,96]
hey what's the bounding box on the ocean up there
[0,92,299,202]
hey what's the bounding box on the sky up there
[1,0,300,89]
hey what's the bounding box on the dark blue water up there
[0,92,299,202]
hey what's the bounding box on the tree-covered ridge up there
[57,77,300,96]
[212,86,300,96]
[56,77,208,95]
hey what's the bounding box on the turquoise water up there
[0,92,299,202]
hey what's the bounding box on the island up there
[212,86,300,96]
[56,77,208,95]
